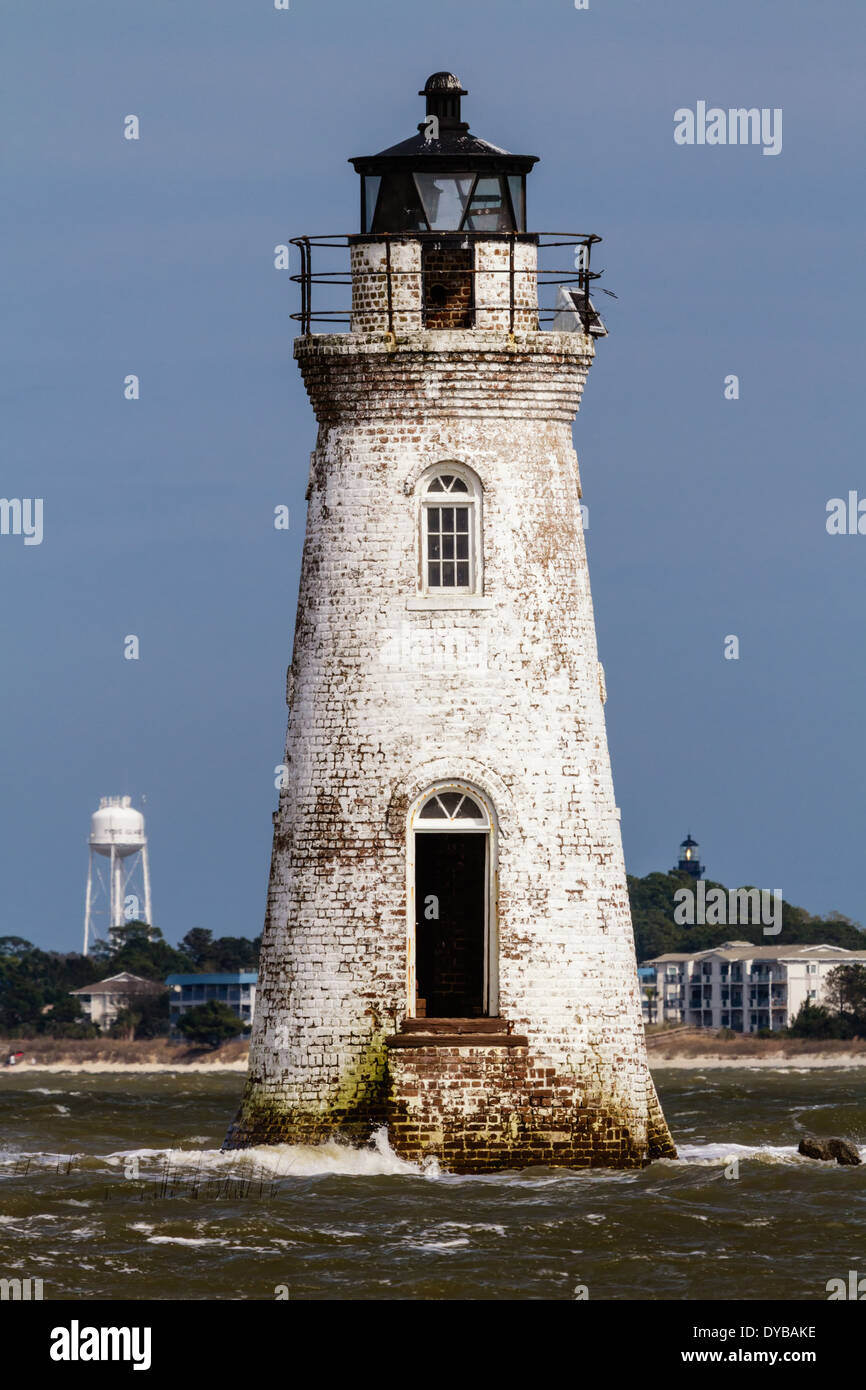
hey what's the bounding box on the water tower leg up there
[142,845,152,927]
[83,853,93,957]
[110,845,120,930]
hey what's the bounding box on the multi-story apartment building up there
[166,972,257,1037]
[641,942,866,1032]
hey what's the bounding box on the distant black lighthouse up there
[674,833,704,879]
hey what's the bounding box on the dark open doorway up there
[415,832,487,1017]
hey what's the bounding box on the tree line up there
[631,869,866,1040]
[0,923,260,1040]
[630,870,864,961]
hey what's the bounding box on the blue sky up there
[4,0,865,951]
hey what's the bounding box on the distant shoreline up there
[0,1038,249,1074]
[1,1060,248,1074]
[645,1031,866,1069]
[4,1035,865,1075]
[649,1053,866,1070]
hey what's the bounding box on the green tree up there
[175,1000,249,1050]
[91,922,192,981]
[823,964,866,1029]
[179,928,214,968]
[0,976,44,1033]
[787,1002,855,1039]
[43,994,100,1040]
[178,928,260,972]
[629,871,866,963]
[0,937,36,958]
[108,987,169,1040]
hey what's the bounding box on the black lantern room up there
[350,72,538,236]
[674,834,705,879]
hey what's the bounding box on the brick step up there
[401,1017,508,1034]
[387,1032,528,1049]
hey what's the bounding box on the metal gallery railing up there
[289,231,605,335]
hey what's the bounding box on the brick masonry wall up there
[350,236,538,334]
[387,1045,668,1172]
[225,313,676,1170]
[421,244,473,330]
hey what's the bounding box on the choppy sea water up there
[1,1068,864,1301]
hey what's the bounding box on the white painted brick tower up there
[227,73,675,1170]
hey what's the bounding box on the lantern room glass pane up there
[363,176,382,233]
[414,174,475,231]
[507,176,525,230]
[463,177,512,232]
[371,172,428,232]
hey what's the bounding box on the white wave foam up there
[111,1126,430,1180]
[146,1236,225,1247]
[674,1140,865,1165]
[407,1237,470,1251]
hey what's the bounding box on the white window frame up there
[416,464,483,599]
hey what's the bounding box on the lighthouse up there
[226,73,675,1170]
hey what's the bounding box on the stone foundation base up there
[225,1038,676,1172]
[385,1041,674,1172]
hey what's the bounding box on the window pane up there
[438,792,464,816]
[507,175,525,230]
[419,795,447,818]
[427,507,440,530]
[363,176,382,233]
[372,172,428,232]
[428,477,445,493]
[428,534,441,559]
[463,177,511,232]
[456,562,469,586]
[428,564,440,587]
[414,174,475,231]
[456,534,468,559]
[449,477,469,492]
[442,562,455,585]
[442,535,454,559]
[441,508,454,530]
[455,508,469,532]
[460,796,485,819]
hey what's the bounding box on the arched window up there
[419,467,482,594]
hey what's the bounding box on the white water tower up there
[83,796,152,955]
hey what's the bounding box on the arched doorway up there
[408,784,497,1019]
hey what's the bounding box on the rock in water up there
[799,1137,832,1161]
[826,1138,861,1166]
[798,1136,861,1165]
